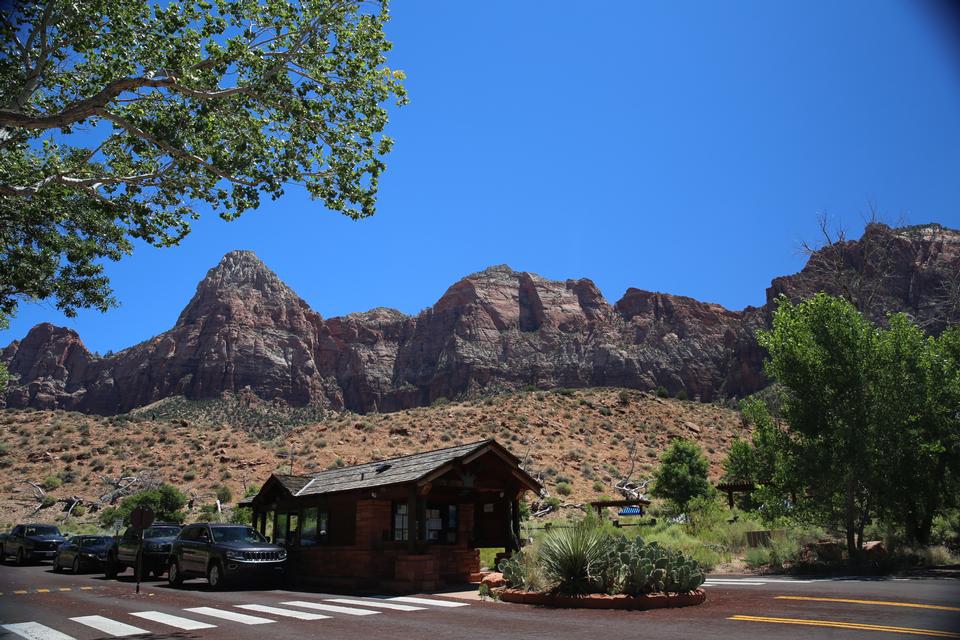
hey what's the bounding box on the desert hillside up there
[0,387,745,528]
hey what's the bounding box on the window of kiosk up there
[301,507,329,546]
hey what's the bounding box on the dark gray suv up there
[168,523,286,589]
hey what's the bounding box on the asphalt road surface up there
[1,562,958,639]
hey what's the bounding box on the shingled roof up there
[263,439,539,498]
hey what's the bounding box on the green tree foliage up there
[652,438,714,513]
[746,293,960,556]
[97,483,187,528]
[871,315,960,544]
[0,0,406,316]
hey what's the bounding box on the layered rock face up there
[3,224,958,414]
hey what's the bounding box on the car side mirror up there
[266,536,272,544]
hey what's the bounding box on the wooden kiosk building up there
[245,439,541,592]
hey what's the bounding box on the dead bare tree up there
[613,437,650,502]
[23,481,54,515]
[798,210,902,323]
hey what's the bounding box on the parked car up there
[168,523,286,589]
[106,523,182,579]
[53,535,114,573]
[0,524,66,564]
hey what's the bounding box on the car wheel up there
[15,547,25,566]
[72,556,82,574]
[207,561,225,590]
[0,545,5,563]
[168,560,183,587]
[151,567,165,579]
[52,556,62,572]
[105,556,119,579]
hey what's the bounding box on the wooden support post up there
[416,495,426,553]
[406,488,417,553]
[511,498,521,549]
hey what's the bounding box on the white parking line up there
[703,581,766,586]
[384,596,471,608]
[324,598,425,611]
[129,611,216,631]
[184,607,275,625]
[236,604,330,620]
[69,616,149,637]
[1,622,76,640]
[283,601,380,616]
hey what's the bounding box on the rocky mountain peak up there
[175,250,311,327]
[3,223,957,415]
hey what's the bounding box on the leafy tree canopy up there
[97,483,188,528]
[651,438,714,513]
[0,0,406,316]
[739,293,960,554]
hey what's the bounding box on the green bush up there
[931,510,960,553]
[745,547,769,568]
[97,484,187,528]
[555,482,572,496]
[215,485,233,504]
[41,475,62,491]
[230,506,253,525]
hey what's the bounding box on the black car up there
[106,523,182,579]
[53,535,114,573]
[0,524,66,564]
[168,523,286,589]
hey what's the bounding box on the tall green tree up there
[754,294,960,555]
[652,438,714,514]
[872,318,960,544]
[0,0,406,316]
[757,294,880,558]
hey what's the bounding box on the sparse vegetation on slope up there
[0,387,745,528]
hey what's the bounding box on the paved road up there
[1,563,958,639]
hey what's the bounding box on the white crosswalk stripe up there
[184,606,275,625]
[129,611,217,630]
[1,622,76,640]
[283,600,381,616]
[69,616,149,637]
[236,604,330,620]
[383,596,470,608]
[324,598,425,611]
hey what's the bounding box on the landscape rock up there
[480,572,506,588]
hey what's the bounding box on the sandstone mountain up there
[3,223,958,414]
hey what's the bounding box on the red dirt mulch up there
[498,588,706,610]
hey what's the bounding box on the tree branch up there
[94,109,258,187]
[0,76,254,130]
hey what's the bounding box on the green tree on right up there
[726,293,960,559]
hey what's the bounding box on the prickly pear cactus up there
[498,552,526,589]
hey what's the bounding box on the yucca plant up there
[537,523,618,594]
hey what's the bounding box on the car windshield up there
[25,526,60,536]
[80,536,111,547]
[143,526,180,538]
[210,527,267,544]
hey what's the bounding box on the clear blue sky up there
[4,0,960,354]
